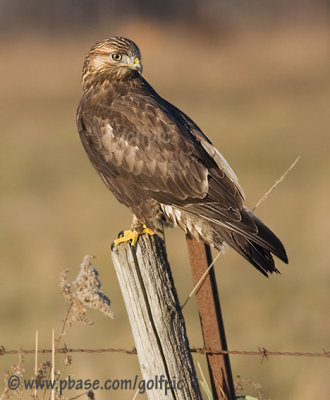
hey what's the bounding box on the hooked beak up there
[130,57,142,73]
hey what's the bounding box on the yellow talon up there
[114,230,139,247]
[113,225,154,247]
[141,225,155,236]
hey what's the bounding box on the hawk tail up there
[162,204,288,277]
[213,210,288,277]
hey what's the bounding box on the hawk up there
[77,37,288,276]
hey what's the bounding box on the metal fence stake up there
[186,237,236,400]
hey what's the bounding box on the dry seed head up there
[59,255,114,334]
[73,255,114,319]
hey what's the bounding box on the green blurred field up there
[0,20,329,399]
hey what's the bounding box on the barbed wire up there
[1,346,329,362]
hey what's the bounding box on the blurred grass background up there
[0,1,329,398]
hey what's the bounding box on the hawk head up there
[82,37,142,91]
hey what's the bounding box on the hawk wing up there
[78,92,245,221]
[78,90,287,267]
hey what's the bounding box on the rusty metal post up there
[186,238,236,400]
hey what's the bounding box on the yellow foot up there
[113,225,155,247]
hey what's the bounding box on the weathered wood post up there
[111,234,202,400]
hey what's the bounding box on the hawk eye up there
[111,53,122,62]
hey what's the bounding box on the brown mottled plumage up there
[77,37,288,276]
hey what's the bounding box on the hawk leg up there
[113,215,154,247]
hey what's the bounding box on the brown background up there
[0,1,329,398]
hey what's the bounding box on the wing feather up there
[78,84,246,228]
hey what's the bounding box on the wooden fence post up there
[111,234,202,400]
